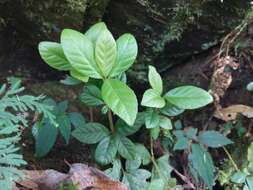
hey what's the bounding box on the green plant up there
[140,66,235,190]
[38,22,229,190]
[33,99,86,157]
[222,142,253,190]
[0,78,55,190]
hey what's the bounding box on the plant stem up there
[108,109,115,133]
[223,147,239,171]
[173,168,195,189]
[150,133,165,181]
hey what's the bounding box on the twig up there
[173,168,195,189]
[223,147,239,171]
[108,109,115,133]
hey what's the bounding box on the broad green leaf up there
[148,179,165,190]
[231,171,247,184]
[104,158,122,180]
[189,144,214,190]
[115,72,127,83]
[126,156,142,171]
[148,66,163,94]
[85,22,107,44]
[35,121,58,158]
[164,86,213,109]
[72,123,109,144]
[69,112,86,128]
[173,137,189,150]
[145,109,160,129]
[141,89,165,108]
[245,177,253,190]
[151,127,160,140]
[136,144,151,165]
[38,42,71,71]
[57,113,71,144]
[117,135,136,160]
[185,128,198,139]
[198,131,233,148]
[174,120,183,130]
[159,116,172,129]
[80,84,104,106]
[55,100,68,113]
[110,34,138,77]
[123,169,151,190]
[116,112,145,136]
[60,75,81,85]
[95,29,117,77]
[102,79,138,126]
[152,155,173,184]
[70,69,89,82]
[160,103,184,117]
[173,130,184,138]
[125,144,152,171]
[95,136,118,165]
[61,29,101,78]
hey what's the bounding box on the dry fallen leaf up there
[214,104,253,121]
[14,164,128,190]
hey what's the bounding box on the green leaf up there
[164,86,213,109]
[104,158,122,180]
[145,109,160,129]
[38,42,71,71]
[141,89,165,108]
[57,113,71,144]
[231,171,247,184]
[173,137,189,150]
[69,112,86,128]
[123,169,151,190]
[95,136,118,165]
[246,177,253,190]
[85,22,107,44]
[151,127,160,140]
[110,34,138,77]
[116,112,145,136]
[35,121,58,157]
[95,29,117,77]
[148,66,163,94]
[61,29,101,78]
[72,123,109,144]
[60,75,81,85]
[136,144,151,165]
[189,144,214,190]
[159,116,172,129]
[198,131,233,148]
[152,155,173,184]
[126,156,142,171]
[70,69,89,82]
[116,135,136,160]
[247,142,253,164]
[102,79,138,126]
[148,179,165,190]
[174,120,183,129]
[160,103,184,117]
[56,100,68,113]
[80,84,104,106]
[185,128,198,139]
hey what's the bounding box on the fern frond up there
[0,77,56,189]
